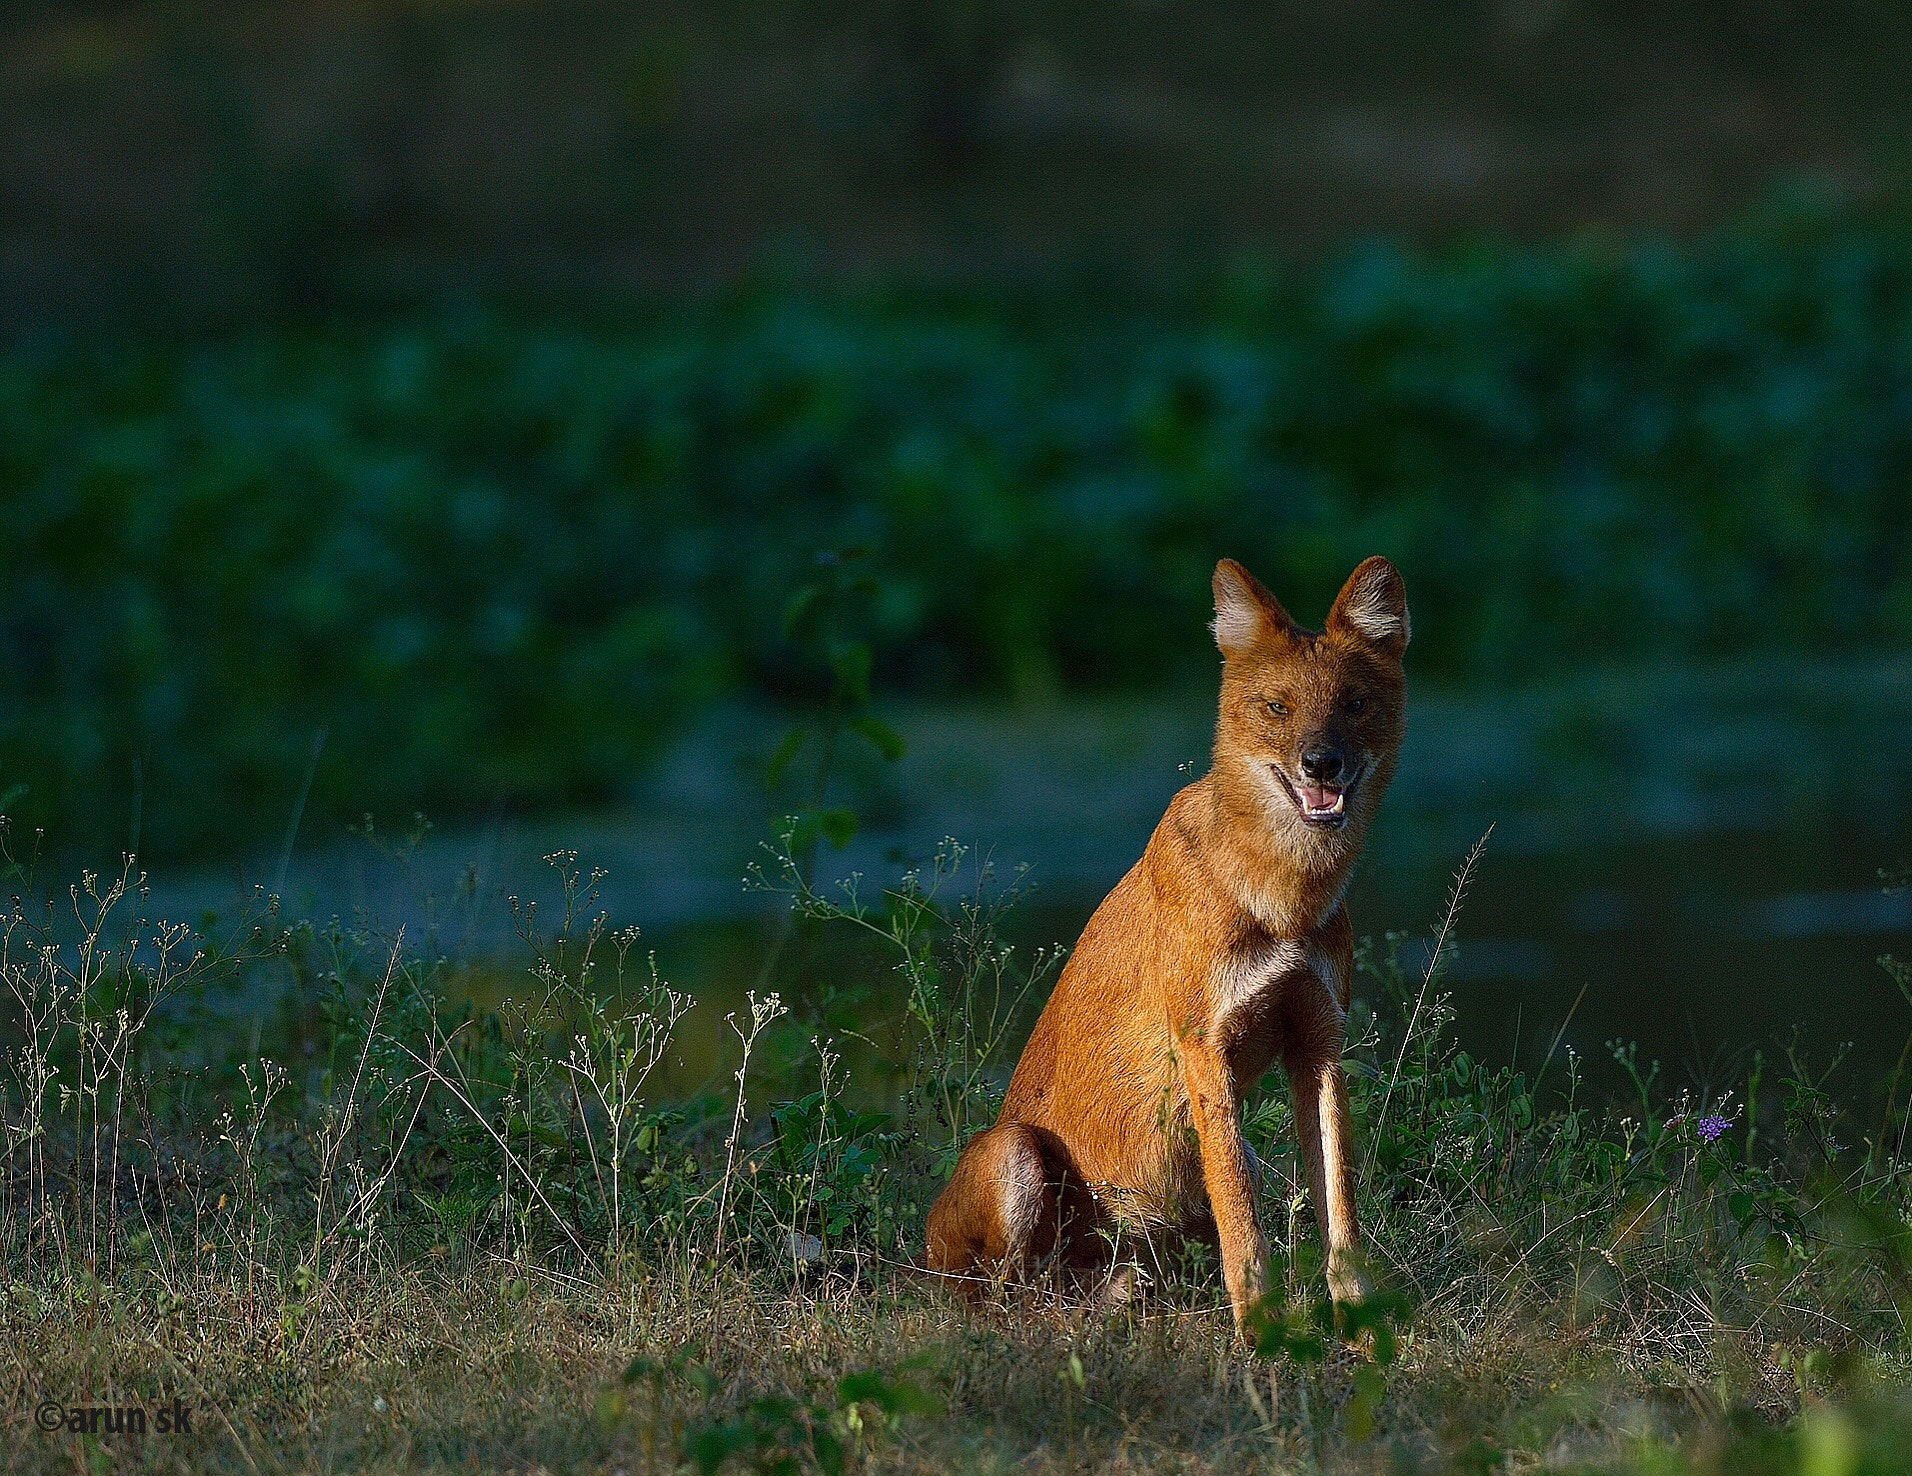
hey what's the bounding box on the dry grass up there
[6,843,1912,1473]
[5,1245,1831,1475]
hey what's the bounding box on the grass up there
[19,1253,1904,1474]
[6,818,1912,1474]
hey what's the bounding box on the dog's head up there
[1209,555,1409,858]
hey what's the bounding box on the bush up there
[5,212,1912,857]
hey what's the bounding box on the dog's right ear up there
[1211,558,1295,658]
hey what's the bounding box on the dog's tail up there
[875,1252,1001,1294]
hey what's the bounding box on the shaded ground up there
[0,1260,1835,1474]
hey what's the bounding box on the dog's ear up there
[1211,558,1296,658]
[1326,556,1410,657]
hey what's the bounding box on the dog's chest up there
[1208,936,1339,1057]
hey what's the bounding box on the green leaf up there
[811,1425,845,1476]
[818,808,858,849]
[622,1354,658,1385]
[1287,1332,1326,1363]
[837,1370,939,1419]
[837,1371,889,1407]
[1339,1292,1407,1366]
[684,1421,745,1475]
[781,584,822,639]
[765,728,808,787]
[848,715,905,761]
[830,642,872,706]
[1345,1362,1388,1441]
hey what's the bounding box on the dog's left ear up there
[1326,556,1410,657]
[1212,558,1297,658]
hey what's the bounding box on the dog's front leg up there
[1288,1043,1371,1306]
[1181,1042,1268,1331]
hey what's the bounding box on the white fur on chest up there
[1209,937,1343,1042]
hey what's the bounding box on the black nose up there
[1300,746,1345,783]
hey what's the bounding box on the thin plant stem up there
[1365,826,1491,1181]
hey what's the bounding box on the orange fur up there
[925,556,1410,1329]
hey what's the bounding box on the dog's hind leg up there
[924,1123,1056,1281]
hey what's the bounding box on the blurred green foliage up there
[2,215,1910,858]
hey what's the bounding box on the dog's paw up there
[1096,1262,1141,1309]
[1326,1251,1374,1310]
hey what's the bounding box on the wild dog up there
[924,556,1408,1330]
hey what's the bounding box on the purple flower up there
[1696,1114,1733,1143]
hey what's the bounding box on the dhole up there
[924,555,1409,1330]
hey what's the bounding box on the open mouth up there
[1273,767,1359,828]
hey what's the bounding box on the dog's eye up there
[1266,700,1289,718]
[1343,696,1367,714]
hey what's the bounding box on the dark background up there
[8,1,1912,321]
[2,1,1910,1088]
